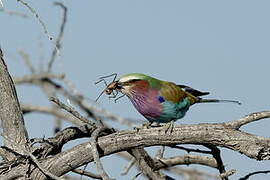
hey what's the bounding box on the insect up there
[95,73,125,102]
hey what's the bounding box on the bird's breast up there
[129,89,163,121]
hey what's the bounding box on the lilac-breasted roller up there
[106,73,240,124]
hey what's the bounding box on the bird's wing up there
[177,84,209,97]
[159,82,188,103]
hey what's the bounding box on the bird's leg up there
[164,121,174,134]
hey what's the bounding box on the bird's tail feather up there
[198,98,241,105]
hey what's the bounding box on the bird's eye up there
[128,79,140,83]
[119,79,140,86]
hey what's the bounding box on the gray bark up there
[0,49,29,160]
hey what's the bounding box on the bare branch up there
[33,116,270,178]
[48,2,67,72]
[50,97,94,125]
[225,111,270,129]
[17,0,53,41]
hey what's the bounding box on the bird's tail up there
[198,98,241,105]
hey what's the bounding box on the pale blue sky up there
[1,1,270,179]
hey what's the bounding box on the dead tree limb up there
[0,49,29,160]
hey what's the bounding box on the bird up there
[103,73,240,131]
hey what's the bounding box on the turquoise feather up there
[155,97,190,123]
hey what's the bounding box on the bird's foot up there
[163,121,174,134]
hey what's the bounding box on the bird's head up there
[115,73,160,97]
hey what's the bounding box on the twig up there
[90,126,113,180]
[17,0,53,41]
[46,78,99,120]
[239,170,270,180]
[226,111,270,129]
[72,169,102,179]
[47,2,67,72]
[50,96,94,125]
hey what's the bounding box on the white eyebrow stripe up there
[118,76,139,83]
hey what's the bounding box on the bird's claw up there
[164,121,174,134]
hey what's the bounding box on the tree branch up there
[0,48,29,160]
[22,112,269,179]
[225,111,270,129]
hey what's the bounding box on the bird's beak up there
[116,81,124,90]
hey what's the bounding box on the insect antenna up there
[97,73,117,82]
